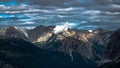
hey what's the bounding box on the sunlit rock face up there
[36,32,52,43]
[30,25,109,42]
[27,25,55,42]
[25,25,112,47]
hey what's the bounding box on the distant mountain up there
[5,26,28,40]
[0,25,117,68]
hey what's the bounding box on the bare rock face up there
[5,26,28,41]
[0,28,6,36]
[57,37,93,61]
[103,29,120,60]
[35,32,52,43]
[0,26,30,41]
[27,25,55,42]
[98,29,120,68]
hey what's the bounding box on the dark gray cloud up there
[1,0,120,12]
[28,0,119,6]
[0,0,120,30]
[0,0,120,6]
[28,0,94,6]
[0,0,10,2]
[93,0,113,5]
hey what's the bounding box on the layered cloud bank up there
[0,0,120,30]
[1,0,120,11]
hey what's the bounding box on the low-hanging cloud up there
[53,22,69,34]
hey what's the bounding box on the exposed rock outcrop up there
[5,26,28,41]
[27,25,55,42]
[0,28,6,36]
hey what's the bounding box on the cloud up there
[21,22,35,25]
[53,22,69,34]
[0,0,120,30]
[56,7,74,11]
[83,10,102,15]
[93,0,113,5]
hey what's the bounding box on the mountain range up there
[0,25,120,68]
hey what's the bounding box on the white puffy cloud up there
[53,22,69,34]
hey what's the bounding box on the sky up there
[0,0,120,30]
[0,0,120,6]
[1,0,120,11]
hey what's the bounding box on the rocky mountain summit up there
[1,25,119,68]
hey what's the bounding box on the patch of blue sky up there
[18,15,29,19]
[0,14,11,18]
[0,0,29,6]
[0,1,18,6]
[0,13,30,19]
